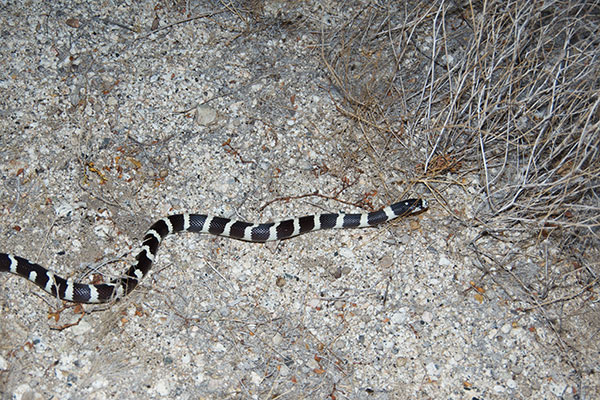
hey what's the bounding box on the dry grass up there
[319,0,600,387]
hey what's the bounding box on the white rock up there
[422,311,433,323]
[550,381,566,396]
[71,319,92,336]
[153,378,170,396]
[13,384,42,400]
[390,308,407,324]
[439,255,452,266]
[425,362,439,377]
[272,332,283,346]
[92,375,109,389]
[196,104,217,125]
[307,358,319,369]
[212,342,226,352]
[338,248,354,258]
[250,371,262,386]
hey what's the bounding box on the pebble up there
[390,308,407,324]
[71,320,92,336]
[212,342,226,353]
[425,362,439,377]
[501,323,512,334]
[196,104,217,125]
[438,255,452,266]
[551,381,567,396]
[338,248,353,258]
[272,332,283,346]
[153,379,170,396]
[280,364,290,376]
[307,358,319,370]
[422,311,433,323]
[13,384,42,400]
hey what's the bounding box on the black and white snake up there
[0,199,427,304]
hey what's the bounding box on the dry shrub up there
[323,0,599,237]
[320,0,600,383]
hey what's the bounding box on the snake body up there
[0,199,426,304]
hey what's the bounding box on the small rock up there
[272,332,283,346]
[154,379,170,396]
[422,311,433,323]
[338,248,353,258]
[550,381,567,396]
[196,104,217,125]
[66,18,80,28]
[390,308,407,324]
[212,342,226,352]
[71,319,92,336]
[439,255,452,266]
[307,358,319,369]
[425,362,439,377]
[250,371,262,386]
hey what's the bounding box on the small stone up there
[13,384,42,400]
[501,323,512,334]
[329,266,342,279]
[390,308,407,324]
[66,18,80,28]
[550,381,567,396]
[154,379,170,396]
[422,311,433,323]
[307,298,320,308]
[439,255,452,266]
[307,358,319,369]
[425,362,439,377]
[379,255,393,269]
[195,104,217,125]
[272,332,283,346]
[71,319,92,336]
[92,376,108,389]
[212,342,226,352]
[338,248,353,258]
[250,371,262,386]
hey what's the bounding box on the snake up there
[0,198,427,304]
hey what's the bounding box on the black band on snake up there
[0,199,427,304]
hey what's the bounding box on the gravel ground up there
[0,1,593,399]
